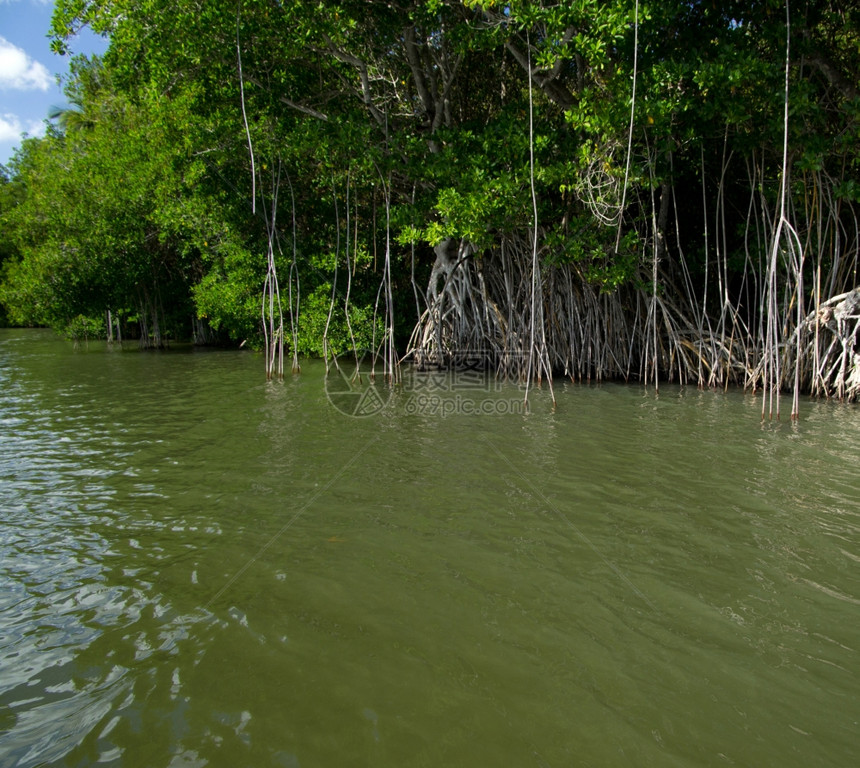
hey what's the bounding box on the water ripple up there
[2,331,859,768]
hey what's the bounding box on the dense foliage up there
[1,1,858,404]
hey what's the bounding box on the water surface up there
[1,329,858,767]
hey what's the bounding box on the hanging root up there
[407,234,653,384]
[406,235,550,382]
[404,232,804,395]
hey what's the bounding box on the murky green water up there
[1,328,859,767]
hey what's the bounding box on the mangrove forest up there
[1,0,859,416]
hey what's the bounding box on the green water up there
[1,328,858,767]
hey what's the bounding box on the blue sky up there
[0,0,108,166]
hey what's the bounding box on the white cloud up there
[0,36,53,91]
[0,113,45,142]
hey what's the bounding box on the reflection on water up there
[1,329,859,767]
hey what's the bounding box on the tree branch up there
[504,40,575,110]
[245,76,329,121]
[403,26,435,124]
[320,34,387,127]
[806,50,858,101]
